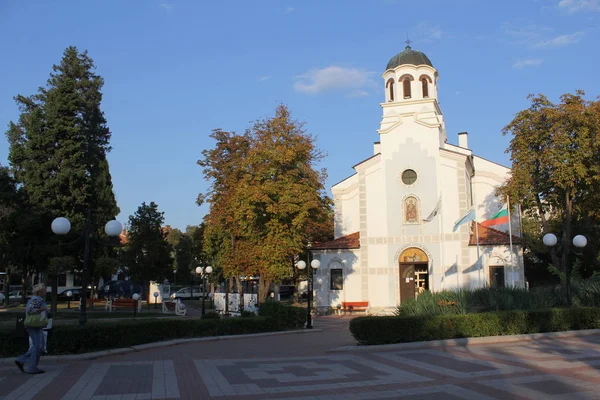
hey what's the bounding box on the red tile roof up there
[469,222,522,246]
[312,232,360,250]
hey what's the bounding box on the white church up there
[311,45,525,314]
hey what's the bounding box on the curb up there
[0,328,322,364]
[327,328,600,352]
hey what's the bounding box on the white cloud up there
[414,22,445,42]
[294,66,374,95]
[513,59,544,69]
[558,0,600,13]
[258,76,271,82]
[285,7,295,14]
[503,23,584,48]
[348,90,371,98]
[160,2,173,11]
[534,32,584,48]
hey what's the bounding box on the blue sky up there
[1,0,598,230]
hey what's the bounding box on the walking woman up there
[15,283,48,374]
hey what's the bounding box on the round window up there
[401,169,418,185]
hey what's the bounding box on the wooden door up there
[400,264,415,303]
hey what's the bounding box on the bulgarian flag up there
[481,206,509,227]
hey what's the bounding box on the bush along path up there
[350,307,600,345]
[0,304,306,357]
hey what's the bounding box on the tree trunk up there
[21,271,28,304]
[50,275,58,315]
[234,276,244,312]
[3,267,10,307]
[536,194,562,270]
[258,275,271,304]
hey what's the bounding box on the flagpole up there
[472,191,482,287]
[507,195,515,287]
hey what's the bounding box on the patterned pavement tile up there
[0,365,64,400]
[195,354,432,397]
[478,374,600,399]
[62,360,179,400]
[284,384,496,400]
[375,349,530,378]
[457,343,600,370]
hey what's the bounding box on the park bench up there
[106,298,142,313]
[78,298,110,311]
[161,300,187,316]
[341,301,369,315]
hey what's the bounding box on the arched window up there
[386,78,395,101]
[421,78,429,98]
[419,75,433,99]
[403,79,411,99]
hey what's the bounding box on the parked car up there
[99,280,143,299]
[170,287,206,300]
[57,288,85,301]
[9,290,31,300]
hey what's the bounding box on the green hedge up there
[258,302,306,329]
[350,307,600,345]
[0,305,306,357]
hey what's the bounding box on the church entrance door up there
[398,248,429,304]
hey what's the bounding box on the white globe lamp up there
[296,260,306,270]
[104,220,123,237]
[205,266,213,274]
[51,217,71,235]
[311,259,321,269]
[573,235,587,248]
[543,233,558,247]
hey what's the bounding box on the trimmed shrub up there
[201,311,221,320]
[0,310,301,357]
[258,302,306,329]
[240,310,256,318]
[350,307,600,345]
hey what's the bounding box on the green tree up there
[500,91,600,297]
[198,105,333,301]
[5,46,119,308]
[123,202,173,290]
[0,166,19,305]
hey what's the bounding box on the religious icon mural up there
[404,196,418,224]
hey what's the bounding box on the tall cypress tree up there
[5,46,119,308]
[6,46,119,227]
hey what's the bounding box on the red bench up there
[341,301,369,314]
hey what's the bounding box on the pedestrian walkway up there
[2,316,600,399]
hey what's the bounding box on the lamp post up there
[296,247,320,329]
[66,290,73,309]
[153,291,159,309]
[543,233,587,306]
[132,293,140,317]
[173,269,177,285]
[195,265,213,315]
[51,210,123,326]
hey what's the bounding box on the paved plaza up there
[2,316,600,399]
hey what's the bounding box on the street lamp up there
[196,265,213,315]
[66,290,73,309]
[543,232,587,305]
[296,252,320,329]
[132,293,140,317]
[51,210,123,325]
